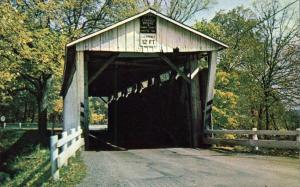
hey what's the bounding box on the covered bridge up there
[61,9,228,149]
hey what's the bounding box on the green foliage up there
[43,153,86,187]
[213,71,239,129]
[0,129,86,186]
[0,0,139,128]
[140,0,216,22]
[0,130,25,152]
[89,97,108,124]
[0,0,298,134]
[195,2,300,130]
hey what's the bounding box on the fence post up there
[296,128,300,150]
[76,126,80,141]
[252,128,258,151]
[71,128,76,157]
[50,135,59,180]
[61,131,68,166]
[77,126,83,151]
[19,122,22,128]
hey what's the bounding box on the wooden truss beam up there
[114,61,166,68]
[88,55,118,85]
[160,54,191,83]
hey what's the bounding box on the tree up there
[248,0,299,129]
[0,2,65,136]
[194,7,259,129]
[139,0,215,22]
[47,0,139,39]
[195,1,300,130]
[0,0,139,138]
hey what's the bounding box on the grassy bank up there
[0,129,86,186]
[211,145,299,158]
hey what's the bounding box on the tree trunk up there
[36,74,53,140]
[37,97,48,137]
[265,105,270,130]
[264,98,270,138]
[15,108,20,122]
[270,113,277,130]
[23,101,28,122]
[263,90,271,130]
[31,106,36,123]
[257,105,263,130]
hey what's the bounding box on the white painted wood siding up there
[63,70,78,131]
[76,16,219,52]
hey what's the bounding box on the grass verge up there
[211,145,299,158]
[0,129,86,187]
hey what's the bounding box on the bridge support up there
[189,54,202,147]
[203,51,217,138]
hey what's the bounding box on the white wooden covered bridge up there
[61,9,228,149]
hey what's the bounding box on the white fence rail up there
[1,122,62,130]
[205,128,300,150]
[50,126,84,180]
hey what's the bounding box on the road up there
[78,148,300,187]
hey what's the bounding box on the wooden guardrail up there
[50,126,84,180]
[205,128,300,150]
[1,122,62,130]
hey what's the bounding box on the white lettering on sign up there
[140,34,156,47]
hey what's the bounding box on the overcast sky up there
[186,0,299,26]
[186,0,252,25]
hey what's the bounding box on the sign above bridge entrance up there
[140,14,156,33]
[140,14,157,47]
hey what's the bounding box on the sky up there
[187,0,252,25]
[186,0,299,26]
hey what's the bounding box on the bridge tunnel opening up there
[87,51,209,149]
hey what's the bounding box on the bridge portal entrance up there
[61,9,227,149]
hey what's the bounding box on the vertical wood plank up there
[110,28,118,51]
[100,31,109,51]
[113,63,118,145]
[63,69,78,131]
[296,128,300,149]
[183,59,192,146]
[252,128,259,150]
[118,24,126,51]
[50,135,59,180]
[75,51,89,149]
[70,128,76,157]
[156,17,161,51]
[83,53,89,150]
[126,21,135,52]
[76,51,84,128]
[189,54,202,147]
[203,51,217,131]
[91,35,100,50]
[182,28,189,52]
[134,18,140,52]
[61,131,68,166]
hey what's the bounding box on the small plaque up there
[140,15,156,33]
[140,34,156,47]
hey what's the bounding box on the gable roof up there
[66,9,228,49]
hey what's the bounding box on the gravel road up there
[77,148,300,187]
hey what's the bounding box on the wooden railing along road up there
[205,128,300,150]
[1,122,62,130]
[50,126,84,180]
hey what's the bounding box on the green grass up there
[0,129,86,187]
[0,130,26,151]
[211,145,299,158]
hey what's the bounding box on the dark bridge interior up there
[86,51,208,149]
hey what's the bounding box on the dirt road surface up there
[77,148,300,187]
